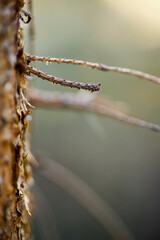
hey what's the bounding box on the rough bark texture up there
[0,0,32,239]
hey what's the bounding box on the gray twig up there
[26,53,160,85]
[26,65,101,92]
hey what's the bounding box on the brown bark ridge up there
[0,0,33,239]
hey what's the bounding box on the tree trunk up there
[0,0,32,239]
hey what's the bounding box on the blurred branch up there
[25,53,160,85]
[36,154,135,240]
[28,89,160,132]
[33,183,60,240]
[26,65,101,92]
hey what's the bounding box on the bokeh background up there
[24,0,160,239]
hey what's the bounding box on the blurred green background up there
[24,0,160,239]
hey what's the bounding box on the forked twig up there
[26,65,101,92]
[37,154,135,240]
[20,10,32,24]
[28,89,160,132]
[26,53,160,85]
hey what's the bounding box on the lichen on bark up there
[0,0,33,239]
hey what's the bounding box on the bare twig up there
[33,183,60,240]
[27,0,35,54]
[36,154,135,240]
[25,53,160,85]
[28,89,160,132]
[26,65,101,92]
[20,10,31,24]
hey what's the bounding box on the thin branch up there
[33,183,60,240]
[20,10,31,24]
[25,53,160,85]
[27,0,35,54]
[28,89,160,132]
[26,65,101,92]
[36,154,135,240]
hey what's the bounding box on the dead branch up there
[36,154,135,240]
[26,65,101,92]
[28,89,160,132]
[33,183,60,240]
[20,10,32,24]
[25,53,160,85]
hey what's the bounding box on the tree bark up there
[0,0,32,239]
